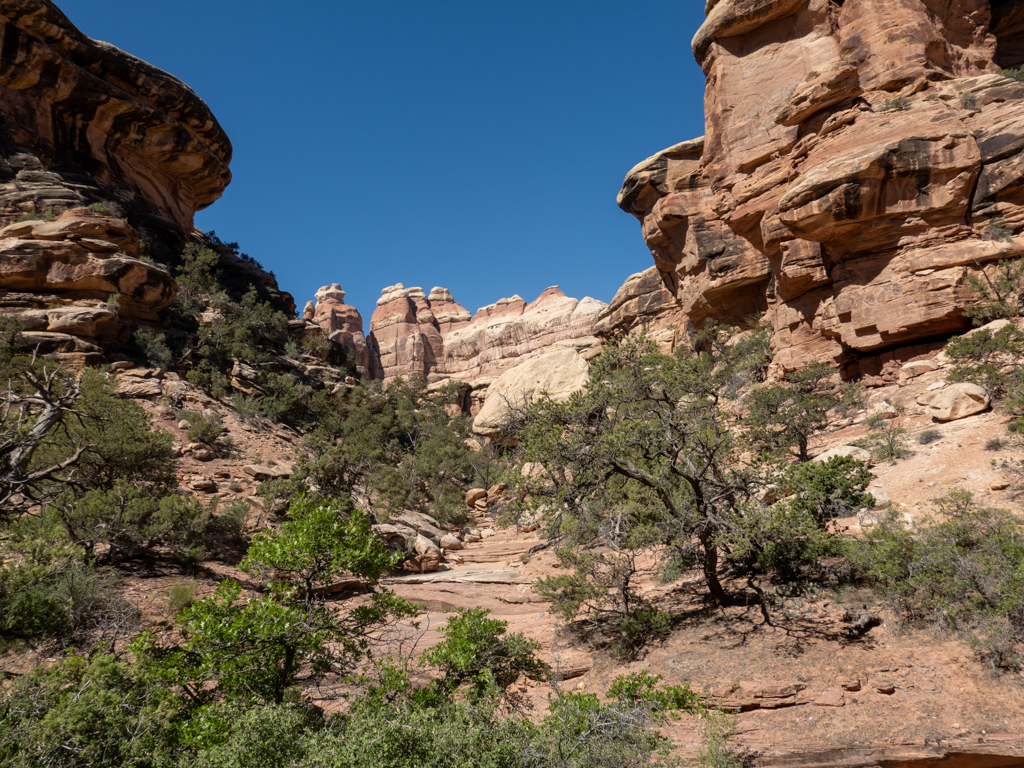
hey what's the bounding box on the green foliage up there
[945,323,1024,402]
[963,258,1024,324]
[917,428,942,445]
[422,608,550,699]
[985,437,1006,451]
[55,481,208,564]
[241,496,399,600]
[510,334,871,616]
[42,208,57,221]
[696,709,743,768]
[984,218,1015,242]
[0,653,180,768]
[0,522,108,645]
[105,293,121,312]
[738,456,873,579]
[959,92,979,111]
[174,243,222,315]
[848,490,1024,670]
[878,95,910,111]
[131,329,173,367]
[86,202,111,215]
[278,376,494,523]
[166,580,198,616]
[1004,66,1024,82]
[743,362,862,462]
[861,416,911,462]
[183,410,225,446]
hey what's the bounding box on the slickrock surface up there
[619,0,1024,375]
[366,283,606,385]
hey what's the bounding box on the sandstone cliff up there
[620,0,1024,379]
[365,283,606,386]
[0,0,294,357]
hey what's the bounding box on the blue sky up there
[58,1,708,325]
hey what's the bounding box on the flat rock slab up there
[383,566,529,585]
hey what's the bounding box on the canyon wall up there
[0,0,293,360]
[620,0,1024,379]
[357,284,605,387]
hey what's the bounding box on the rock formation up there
[0,0,294,354]
[594,266,692,353]
[366,283,606,385]
[619,0,1024,378]
[310,284,369,376]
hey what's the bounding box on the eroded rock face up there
[620,0,1024,375]
[311,283,369,376]
[0,0,231,234]
[367,284,606,385]
[472,347,591,437]
[595,266,692,353]
[0,207,176,335]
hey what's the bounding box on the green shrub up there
[985,437,1006,451]
[184,410,225,446]
[132,328,173,367]
[847,490,1024,670]
[959,92,979,111]
[41,208,57,221]
[878,96,910,112]
[696,709,743,768]
[14,212,40,222]
[918,429,942,445]
[1003,66,1024,82]
[86,202,110,215]
[167,580,198,616]
[984,218,1015,242]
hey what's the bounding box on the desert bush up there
[1003,65,1024,82]
[959,92,979,110]
[166,580,198,616]
[131,329,173,367]
[184,410,225,446]
[847,490,1024,670]
[878,96,910,111]
[86,202,110,215]
[985,437,1006,451]
[985,217,1015,242]
[917,428,942,445]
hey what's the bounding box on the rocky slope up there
[619,0,1024,379]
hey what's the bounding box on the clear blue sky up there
[58,1,708,326]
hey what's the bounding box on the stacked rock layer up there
[619,0,1024,378]
[365,283,606,386]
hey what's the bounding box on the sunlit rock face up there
[0,1,275,357]
[620,0,1024,376]
[367,284,606,385]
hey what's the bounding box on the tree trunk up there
[699,535,731,607]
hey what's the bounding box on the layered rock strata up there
[310,283,369,376]
[0,0,231,234]
[620,0,1024,376]
[0,0,295,355]
[366,283,606,385]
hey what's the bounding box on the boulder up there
[466,488,488,507]
[391,511,447,546]
[813,446,873,466]
[473,347,591,436]
[402,552,443,573]
[439,534,463,550]
[243,464,293,480]
[898,360,939,382]
[114,377,162,398]
[927,383,990,422]
[411,534,441,557]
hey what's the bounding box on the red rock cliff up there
[619,0,1024,377]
